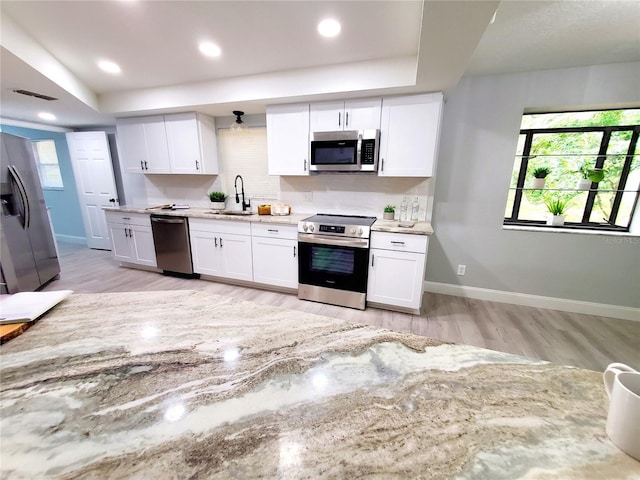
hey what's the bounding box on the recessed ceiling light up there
[199,41,222,58]
[38,112,56,121]
[317,18,341,38]
[98,60,121,75]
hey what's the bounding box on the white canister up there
[603,362,640,461]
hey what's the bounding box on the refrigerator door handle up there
[8,165,30,229]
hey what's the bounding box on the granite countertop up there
[105,206,434,235]
[1,290,637,478]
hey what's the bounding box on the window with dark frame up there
[504,109,640,232]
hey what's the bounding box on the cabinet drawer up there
[189,218,251,235]
[370,231,428,253]
[251,223,298,240]
[105,211,151,227]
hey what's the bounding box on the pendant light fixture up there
[230,110,247,132]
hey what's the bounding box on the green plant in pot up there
[383,204,395,220]
[531,166,551,189]
[544,196,569,226]
[208,191,227,210]
[576,162,605,190]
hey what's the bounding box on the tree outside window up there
[33,140,64,189]
[504,109,640,231]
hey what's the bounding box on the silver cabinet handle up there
[371,254,374,267]
[220,238,223,247]
[195,160,199,170]
[144,160,148,170]
[380,158,384,172]
[293,245,296,257]
[129,228,133,237]
[214,237,218,247]
[345,112,349,127]
[124,227,129,238]
[140,160,144,171]
[391,241,405,245]
[122,217,130,220]
[338,111,341,127]
[304,159,307,171]
[268,229,279,233]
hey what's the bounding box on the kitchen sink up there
[205,210,254,216]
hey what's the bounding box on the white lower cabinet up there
[367,232,428,311]
[189,219,253,282]
[105,212,157,267]
[251,223,298,289]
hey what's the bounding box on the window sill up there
[503,224,640,238]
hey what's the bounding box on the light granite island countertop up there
[1,290,637,479]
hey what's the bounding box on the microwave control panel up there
[361,139,376,165]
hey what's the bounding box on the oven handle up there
[298,233,369,249]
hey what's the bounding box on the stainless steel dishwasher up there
[150,215,198,277]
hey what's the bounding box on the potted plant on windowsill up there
[576,162,605,190]
[544,196,569,226]
[531,166,551,189]
[383,205,395,220]
[208,191,228,210]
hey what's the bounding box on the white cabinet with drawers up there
[105,212,157,267]
[189,219,253,281]
[367,231,428,312]
[251,223,298,289]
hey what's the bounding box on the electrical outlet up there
[457,264,466,276]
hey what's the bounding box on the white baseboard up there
[55,234,86,245]
[424,281,640,322]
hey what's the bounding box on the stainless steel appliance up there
[310,129,380,172]
[0,133,60,293]
[298,214,377,310]
[150,215,197,277]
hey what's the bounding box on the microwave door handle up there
[356,137,363,167]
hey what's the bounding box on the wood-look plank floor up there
[41,242,640,372]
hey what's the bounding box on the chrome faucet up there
[234,175,250,211]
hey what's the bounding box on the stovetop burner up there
[298,213,377,238]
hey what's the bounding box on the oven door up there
[297,234,370,293]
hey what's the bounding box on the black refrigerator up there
[0,132,60,293]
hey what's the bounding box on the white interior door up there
[66,131,118,250]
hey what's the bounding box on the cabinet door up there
[367,248,425,310]
[116,120,147,173]
[165,113,201,174]
[266,104,310,175]
[190,230,222,276]
[131,225,157,267]
[378,93,443,177]
[142,117,171,173]
[252,236,298,289]
[309,101,344,132]
[108,222,134,261]
[219,234,253,281]
[344,98,381,130]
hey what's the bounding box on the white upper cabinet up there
[267,103,310,176]
[165,112,219,174]
[378,93,443,177]
[310,98,382,132]
[116,113,218,175]
[117,116,170,173]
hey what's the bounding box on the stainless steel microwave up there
[310,129,380,172]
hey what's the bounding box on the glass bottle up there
[411,196,420,221]
[400,197,408,221]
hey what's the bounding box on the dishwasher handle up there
[151,216,186,224]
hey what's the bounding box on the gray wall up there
[427,62,640,308]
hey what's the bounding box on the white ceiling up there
[0,0,638,129]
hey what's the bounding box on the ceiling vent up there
[12,89,59,101]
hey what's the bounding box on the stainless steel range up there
[297,214,377,310]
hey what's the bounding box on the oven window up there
[311,246,354,275]
[313,145,356,165]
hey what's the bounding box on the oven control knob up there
[302,224,308,232]
[309,224,315,232]
[357,228,363,236]
[350,227,356,234]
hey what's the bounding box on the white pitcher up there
[603,362,640,461]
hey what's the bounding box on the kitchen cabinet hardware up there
[345,112,349,127]
[140,160,144,171]
[371,254,375,267]
[220,238,223,247]
[338,112,341,127]
[124,227,129,237]
[128,228,133,237]
[304,159,307,171]
[391,241,405,245]
[214,237,218,247]
[195,160,199,170]
[293,246,297,257]
[380,158,384,171]
[268,229,279,233]
[123,217,130,220]
[144,161,148,170]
